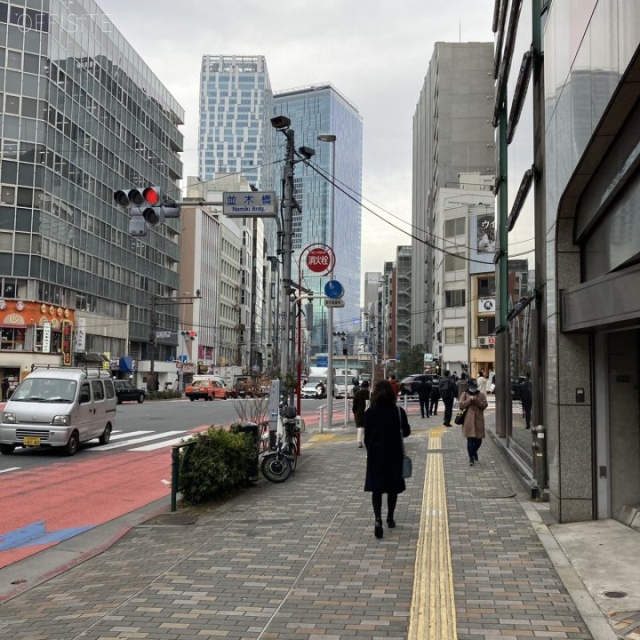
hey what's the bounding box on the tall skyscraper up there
[273,84,363,355]
[198,55,275,192]
[198,55,276,374]
[0,1,183,383]
[411,42,495,349]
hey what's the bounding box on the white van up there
[0,366,117,456]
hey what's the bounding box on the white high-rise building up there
[198,55,275,192]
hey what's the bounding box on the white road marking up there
[89,430,186,451]
[131,435,192,452]
[0,467,21,474]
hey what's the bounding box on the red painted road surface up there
[0,447,175,568]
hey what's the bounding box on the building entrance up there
[607,329,640,528]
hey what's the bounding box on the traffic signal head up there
[114,186,181,235]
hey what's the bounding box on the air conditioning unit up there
[478,298,496,313]
[478,337,490,347]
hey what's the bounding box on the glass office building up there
[198,55,275,192]
[273,84,363,354]
[0,0,184,374]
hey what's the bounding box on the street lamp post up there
[317,133,336,427]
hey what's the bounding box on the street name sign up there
[223,192,277,218]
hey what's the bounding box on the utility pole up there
[281,127,295,380]
[149,295,157,392]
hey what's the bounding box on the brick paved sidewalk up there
[0,417,596,640]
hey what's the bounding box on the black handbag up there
[454,407,467,425]
[398,407,412,478]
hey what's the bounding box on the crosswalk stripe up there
[89,430,186,451]
[131,435,193,452]
[107,430,153,440]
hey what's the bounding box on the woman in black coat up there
[364,379,411,538]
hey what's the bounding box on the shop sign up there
[42,322,52,353]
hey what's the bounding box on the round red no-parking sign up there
[306,247,332,274]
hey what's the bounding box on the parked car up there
[399,373,441,397]
[114,380,146,404]
[333,381,346,399]
[185,379,228,401]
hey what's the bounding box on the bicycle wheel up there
[260,452,291,483]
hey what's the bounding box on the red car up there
[185,379,228,401]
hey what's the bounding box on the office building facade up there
[197,55,276,374]
[273,84,363,356]
[411,42,495,350]
[198,55,275,192]
[0,0,183,386]
[542,1,640,526]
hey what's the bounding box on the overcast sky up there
[100,0,496,276]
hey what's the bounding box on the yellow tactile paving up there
[408,427,457,640]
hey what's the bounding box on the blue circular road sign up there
[324,280,344,299]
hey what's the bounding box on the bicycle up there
[260,406,300,483]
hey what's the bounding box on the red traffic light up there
[143,187,161,205]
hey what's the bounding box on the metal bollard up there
[531,424,548,497]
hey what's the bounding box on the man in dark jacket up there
[416,378,432,418]
[429,381,440,417]
[352,379,370,447]
[520,373,533,429]
[439,369,458,427]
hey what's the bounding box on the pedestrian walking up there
[519,373,533,429]
[438,369,458,427]
[364,379,411,539]
[388,373,400,397]
[1,376,9,402]
[429,381,440,416]
[458,378,488,466]
[352,379,370,447]
[416,377,432,418]
[457,372,469,398]
[477,370,488,395]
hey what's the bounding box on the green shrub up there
[178,426,255,504]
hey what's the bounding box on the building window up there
[445,327,465,344]
[1,328,26,350]
[444,253,465,272]
[478,276,496,296]
[445,290,466,307]
[477,317,496,336]
[444,217,465,238]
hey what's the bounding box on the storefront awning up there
[119,356,134,372]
